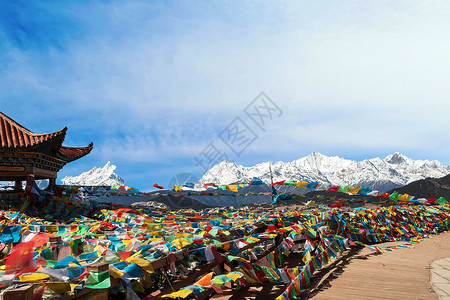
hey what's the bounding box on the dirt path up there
[213,232,450,300]
[308,232,450,300]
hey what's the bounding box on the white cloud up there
[2,0,450,172]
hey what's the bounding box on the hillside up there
[390,174,450,199]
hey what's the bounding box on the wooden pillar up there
[25,174,35,190]
[14,180,22,192]
[49,178,56,188]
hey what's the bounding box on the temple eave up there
[56,142,94,162]
[0,112,93,189]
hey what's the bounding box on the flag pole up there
[269,161,273,186]
[269,161,277,203]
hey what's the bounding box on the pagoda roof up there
[0,112,93,162]
[0,112,67,149]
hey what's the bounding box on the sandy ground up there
[212,232,450,300]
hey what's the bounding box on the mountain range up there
[57,152,450,195]
[61,161,125,186]
[199,152,450,192]
[46,153,450,207]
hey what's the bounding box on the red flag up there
[153,183,165,189]
[272,180,285,186]
[118,251,132,260]
[5,233,50,274]
[328,186,341,192]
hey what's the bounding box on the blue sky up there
[1,1,450,191]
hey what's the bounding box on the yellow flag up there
[398,194,411,201]
[235,267,258,284]
[171,238,192,250]
[276,294,288,300]
[225,272,241,282]
[19,273,49,281]
[294,277,301,295]
[45,282,71,294]
[302,250,311,264]
[122,240,133,246]
[109,267,125,279]
[248,236,260,242]
[162,289,193,299]
[296,182,308,189]
[267,267,280,281]
[348,187,361,194]
[125,256,153,272]
[305,200,315,207]
[226,185,238,192]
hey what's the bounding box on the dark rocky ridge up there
[389,174,450,199]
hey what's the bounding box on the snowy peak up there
[294,152,354,171]
[61,162,125,186]
[201,161,245,184]
[384,152,409,165]
[199,152,450,192]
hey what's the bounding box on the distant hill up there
[389,174,450,199]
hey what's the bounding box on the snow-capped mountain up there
[199,152,450,192]
[61,161,125,186]
[0,180,49,190]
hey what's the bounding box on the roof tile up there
[0,112,66,149]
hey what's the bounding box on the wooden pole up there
[25,174,35,190]
[14,180,22,192]
[49,177,56,188]
[269,161,277,203]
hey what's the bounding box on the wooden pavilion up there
[0,112,93,191]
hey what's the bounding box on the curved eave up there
[0,111,68,149]
[56,142,93,162]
